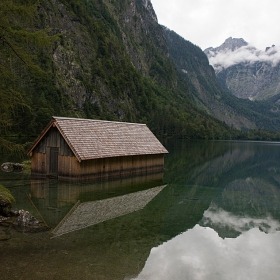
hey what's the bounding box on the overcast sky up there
[150,0,280,51]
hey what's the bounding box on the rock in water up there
[1,162,24,172]
[13,210,48,232]
[13,210,39,227]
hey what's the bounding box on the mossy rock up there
[1,162,24,172]
[0,185,15,217]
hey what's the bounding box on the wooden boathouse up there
[27,117,168,180]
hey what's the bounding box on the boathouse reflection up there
[29,172,165,230]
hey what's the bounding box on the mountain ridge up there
[205,37,248,56]
[2,1,280,153]
[162,29,256,130]
[204,37,280,100]
[0,0,238,152]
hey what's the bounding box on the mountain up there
[204,37,280,100]
[1,0,238,153]
[205,37,248,54]
[163,29,280,132]
[162,30,256,130]
[2,1,280,153]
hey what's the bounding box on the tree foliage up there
[1,0,280,155]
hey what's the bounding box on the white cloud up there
[131,207,280,280]
[132,226,280,280]
[201,203,280,234]
[208,45,280,72]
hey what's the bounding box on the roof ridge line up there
[54,122,82,162]
[53,116,146,126]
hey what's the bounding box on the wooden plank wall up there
[73,154,165,181]
[58,155,81,176]
[31,126,165,181]
[31,152,47,175]
[33,127,73,156]
[31,126,74,176]
[32,152,164,180]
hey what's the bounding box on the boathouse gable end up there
[27,117,168,180]
[33,126,74,157]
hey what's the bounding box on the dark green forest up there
[163,27,280,133]
[1,0,280,156]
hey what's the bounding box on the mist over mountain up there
[205,37,280,100]
[163,30,280,132]
[162,29,256,130]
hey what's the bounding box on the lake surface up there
[1,140,280,279]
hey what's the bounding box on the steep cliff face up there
[164,31,280,132]
[102,0,176,87]
[104,0,166,72]
[216,60,280,100]
[4,1,280,151]
[0,0,174,129]
[205,37,280,100]
[38,0,97,110]
[1,0,239,149]
[163,29,256,130]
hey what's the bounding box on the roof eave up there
[26,118,56,156]
[26,117,82,162]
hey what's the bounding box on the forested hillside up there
[162,28,255,130]
[0,0,238,153]
[1,0,280,155]
[163,28,280,132]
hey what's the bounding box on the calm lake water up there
[1,139,280,280]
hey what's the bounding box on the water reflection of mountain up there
[132,141,280,280]
[214,178,280,217]
[200,177,280,238]
[164,139,255,187]
[164,140,280,238]
[200,202,280,239]
[165,140,280,187]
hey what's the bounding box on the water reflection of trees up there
[29,173,164,228]
[164,139,280,236]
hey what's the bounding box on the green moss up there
[22,160,31,174]
[0,184,15,204]
[0,184,14,216]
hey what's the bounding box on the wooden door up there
[49,147,59,177]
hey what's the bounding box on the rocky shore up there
[1,162,25,172]
[0,184,49,240]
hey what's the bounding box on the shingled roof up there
[51,185,166,237]
[28,117,168,162]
